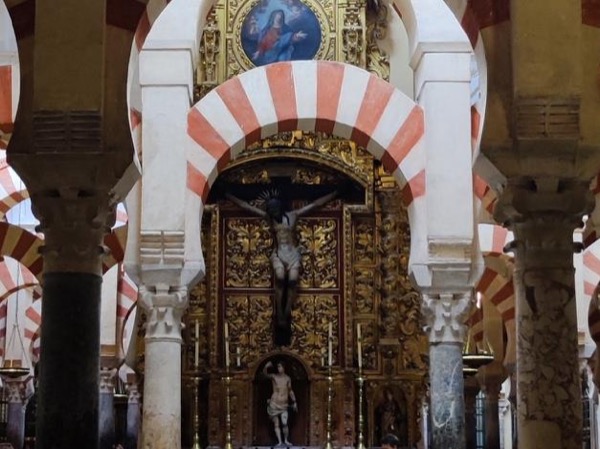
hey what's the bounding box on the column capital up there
[99,367,116,394]
[421,292,473,344]
[31,187,115,274]
[127,375,141,405]
[3,378,30,404]
[494,178,594,228]
[139,284,188,342]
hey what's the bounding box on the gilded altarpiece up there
[181,134,428,448]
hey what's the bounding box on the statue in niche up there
[226,188,337,346]
[263,360,297,446]
[375,388,408,446]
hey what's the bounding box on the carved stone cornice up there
[139,284,188,342]
[421,292,473,344]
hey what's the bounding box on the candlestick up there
[328,322,333,367]
[194,319,200,368]
[224,322,230,368]
[357,323,362,370]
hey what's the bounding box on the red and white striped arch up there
[187,61,425,206]
[0,222,43,280]
[584,244,600,345]
[24,298,41,363]
[0,160,28,219]
[117,270,138,353]
[477,223,516,364]
[466,306,484,349]
[103,225,128,274]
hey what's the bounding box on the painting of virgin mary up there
[242,0,321,67]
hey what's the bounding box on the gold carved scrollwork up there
[224,218,272,288]
[298,218,339,289]
[225,295,272,365]
[353,218,376,314]
[341,3,365,67]
[289,294,339,366]
[366,2,390,80]
[197,8,221,99]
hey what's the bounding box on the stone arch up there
[185,60,427,272]
[0,1,19,150]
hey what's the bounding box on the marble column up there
[31,192,114,449]
[463,375,480,449]
[99,367,116,449]
[476,362,507,449]
[422,293,472,449]
[495,181,593,449]
[125,375,141,449]
[4,379,28,449]
[139,284,188,449]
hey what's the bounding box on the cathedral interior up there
[0,0,599,449]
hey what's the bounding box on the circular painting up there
[241,0,322,67]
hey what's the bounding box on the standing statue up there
[226,189,337,345]
[375,388,408,446]
[263,360,297,447]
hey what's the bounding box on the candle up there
[357,323,362,369]
[236,346,241,367]
[224,322,230,368]
[328,322,333,367]
[194,319,200,367]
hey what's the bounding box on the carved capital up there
[421,292,473,344]
[99,367,116,394]
[32,188,115,274]
[139,284,188,342]
[3,379,29,404]
[494,178,593,228]
[126,373,141,404]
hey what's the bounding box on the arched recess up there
[185,60,428,273]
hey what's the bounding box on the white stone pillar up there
[139,284,188,449]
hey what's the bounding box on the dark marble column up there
[36,272,102,449]
[422,293,472,449]
[477,368,505,449]
[99,368,115,449]
[495,182,592,449]
[463,375,479,449]
[125,375,141,449]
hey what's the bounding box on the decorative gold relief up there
[197,8,222,99]
[341,3,365,67]
[225,295,273,364]
[224,218,273,288]
[298,218,339,289]
[366,2,389,80]
[289,294,339,366]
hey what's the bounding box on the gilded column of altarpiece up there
[178,134,428,448]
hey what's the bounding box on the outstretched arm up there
[293,190,338,216]
[226,193,268,217]
[263,361,274,378]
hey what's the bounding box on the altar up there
[174,131,429,449]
